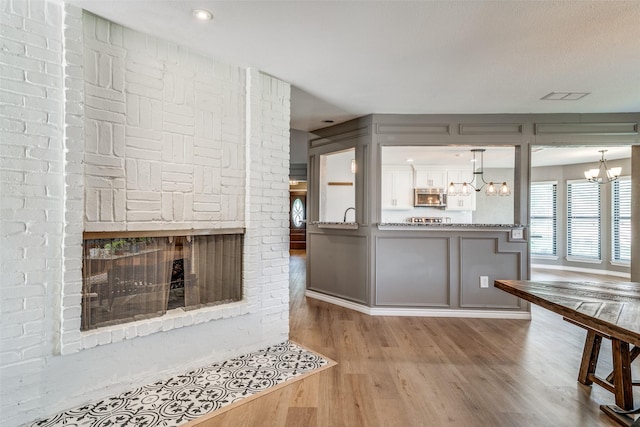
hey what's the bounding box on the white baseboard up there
[531,264,630,279]
[305,290,531,320]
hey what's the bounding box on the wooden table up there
[494,280,640,427]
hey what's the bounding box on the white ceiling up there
[71,1,640,133]
[530,145,631,167]
[382,146,516,168]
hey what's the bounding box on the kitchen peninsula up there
[305,113,639,318]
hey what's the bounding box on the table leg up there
[611,338,634,411]
[607,346,640,384]
[601,342,639,426]
[579,329,602,386]
[599,405,640,427]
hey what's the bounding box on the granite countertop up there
[310,222,524,231]
[378,223,522,228]
[312,221,359,230]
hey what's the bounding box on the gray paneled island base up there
[308,222,529,317]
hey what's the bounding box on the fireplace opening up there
[82,230,243,331]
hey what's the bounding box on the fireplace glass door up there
[82,232,243,330]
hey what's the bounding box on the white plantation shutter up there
[567,180,601,261]
[612,177,631,263]
[530,182,557,256]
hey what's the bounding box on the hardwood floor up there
[192,253,637,426]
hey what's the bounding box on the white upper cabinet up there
[413,168,446,188]
[382,166,414,209]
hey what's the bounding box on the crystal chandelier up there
[584,150,622,184]
[448,149,511,197]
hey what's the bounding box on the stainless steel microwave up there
[414,188,447,207]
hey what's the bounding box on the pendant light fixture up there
[584,150,622,184]
[448,149,511,197]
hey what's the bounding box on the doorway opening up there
[529,145,633,282]
[289,181,307,251]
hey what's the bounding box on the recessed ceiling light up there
[541,92,590,101]
[406,158,414,163]
[192,9,213,21]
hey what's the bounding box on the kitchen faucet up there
[343,207,355,222]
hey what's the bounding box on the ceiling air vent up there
[541,92,590,101]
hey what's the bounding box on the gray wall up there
[290,129,309,181]
[473,167,516,224]
[633,146,640,281]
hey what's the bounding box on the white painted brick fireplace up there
[0,2,291,425]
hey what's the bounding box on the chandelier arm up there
[601,159,609,176]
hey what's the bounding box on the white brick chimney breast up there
[0,2,291,425]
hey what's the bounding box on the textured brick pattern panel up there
[83,14,245,231]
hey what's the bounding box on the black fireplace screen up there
[81,232,243,331]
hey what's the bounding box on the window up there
[292,198,304,228]
[567,180,601,261]
[530,182,557,256]
[319,148,355,222]
[380,145,516,224]
[612,177,631,263]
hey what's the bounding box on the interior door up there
[290,191,306,250]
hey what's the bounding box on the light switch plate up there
[511,228,524,239]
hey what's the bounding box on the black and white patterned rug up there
[30,341,332,427]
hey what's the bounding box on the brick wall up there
[1,0,66,420]
[82,12,246,231]
[0,2,290,425]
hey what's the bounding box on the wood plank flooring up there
[192,253,638,426]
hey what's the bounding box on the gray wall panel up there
[308,233,368,304]
[376,237,450,306]
[459,237,521,308]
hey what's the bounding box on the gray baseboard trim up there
[531,264,630,279]
[305,290,531,319]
